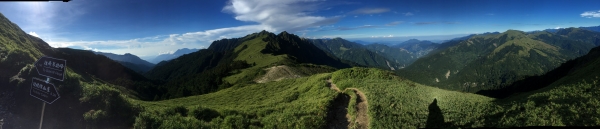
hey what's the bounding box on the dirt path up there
[326,79,349,129]
[326,79,369,129]
[327,79,341,92]
[326,93,350,129]
[347,88,369,129]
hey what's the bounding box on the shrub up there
[191,106,221,121]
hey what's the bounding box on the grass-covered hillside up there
[3,11,600,128]
[364,43,416,69]
[130,65,600,128]
[144,30,354,100]
[108,45,600,128]
[390,39,439,58]
[131,73,338,128]
[478,45,600,98]
[399,29,600,92]
[0,12,156,128]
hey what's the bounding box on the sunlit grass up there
[131,73,337,128]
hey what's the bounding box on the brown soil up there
[327,79,341,92]
[255,65,302,83]
[348,88,369,129]
[326,93,350,129]
[326,79,369,129]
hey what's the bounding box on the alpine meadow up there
[1,0,600,129]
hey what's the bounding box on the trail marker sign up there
[30,77,60,104]
[34,56,66,81]
[32,56,66,129]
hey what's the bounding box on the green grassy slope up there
[364,43,416,68]
[331,68,496,128]
[0,13,48,82]
[131,73,337,128]
[145,31,354,99]
[331,67,600,128]
[261,31,355,68]
[480,47,600,126]
[0,13,154,128]
[478,45,600,98]
[129,66,600,128]
[4,11,600,128]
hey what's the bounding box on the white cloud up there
[402,12,414,16]
[48,37,208,57]
[28,31,40,37]
[158,50,175,55]
[43,0,341,57]
[581,10,600,18]
[385,21,404,26]
[222,0,340,32]
[319,34,366,39]
[349,8,390,14]
[82,46,98,51]
[370,35,394,38]
[555,26,561,29]
[2,2,86,39]
[336,25,377,31]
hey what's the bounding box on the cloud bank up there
[223,0,340,32]
[28,31,40,37]
[350,8,390,14]
[581,10,600,18]
[47,0,341,57]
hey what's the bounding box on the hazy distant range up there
[140,48,200,64]
[346,33,470,44]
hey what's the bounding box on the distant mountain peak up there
[504,29,526,34]
[279,31,289,35]
[406,39,420,42]
[150,48,200,64]
[93,51,155,73]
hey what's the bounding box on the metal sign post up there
[32,56,66,129]
[34,56,66,81]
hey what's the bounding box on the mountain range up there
[2,12,600,128]
[398,28,600,92]
[309,38,401,70]
[390,39,439,58]
[94,52,155,73]
[150,48,199,64]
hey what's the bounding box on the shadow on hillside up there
[426,98,445,128]
[326,93,350,129]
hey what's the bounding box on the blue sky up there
[0,0,599,60]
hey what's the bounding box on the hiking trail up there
[326,79,369,129]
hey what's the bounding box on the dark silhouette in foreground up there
[426,98,445,128]
[327,93,350,129]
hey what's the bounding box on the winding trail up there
[326,79,369,129]
[327,79,341,92]
[347,88,369,129]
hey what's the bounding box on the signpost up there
[34,56,66,81]
[32,56,65,129]
[30,78,60,104]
